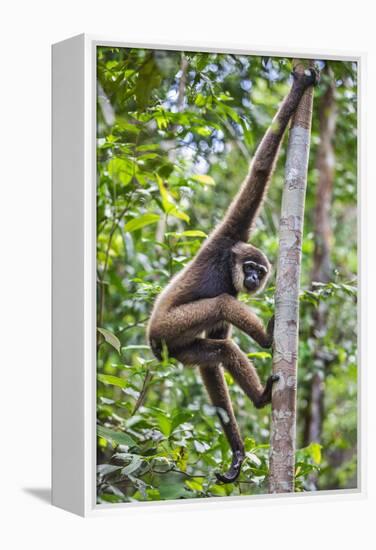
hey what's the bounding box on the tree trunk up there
[304,72,336,463]
[269,60,315,493]
[155,54,188,244]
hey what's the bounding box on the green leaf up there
[220,104,240,123]
[108,157,134,186]
[179,230,207,238]
[98,373,127,388]
[194,93,206,107]
[246,452,262,467]
[307,442,322,465]
[185,479,203,491]
[159,482,187,500]
[171,411,194,433]
[191,174,215,186]
[134,57,162,110]
[155,412,172,437]
[97,327,121,354]
[210,484,227,496]
[194,440,210,453]
[195,126,212,137]
[121,456,143,476]
[156,174,189,222]
[137,153,159,161]
[124,213,160,232]
[97,425,136,447]
[136,143,160,151]
[122,344,151,352]
[247,351,272,360]
[97,464,122,476]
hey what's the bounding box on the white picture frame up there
[52,34,365,517]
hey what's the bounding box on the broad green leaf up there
[210,484,227,496]
[97,464,122,476]
[156,174,189,222]
[167,207,189,223]
[98,373,127,388]
[108,157,134,186]
[195,53,210,71]
[137,153,159,161]
[122,344,151,352]
[159,482,187,500]
[246,452,262,467]
[194,440,210,453]
[134,57,162,110]
[124,213,160,232]
[171,411,194,433]
[97,327,121,354]
[195,126,212,137]
[220,104,240,123]
[136,143,160,151]
[121,456,143,476]
[97,425,136,447]
[194,93,206,107]
[185,479,203,491]
[191,174,215,186]
[307,442,322,465]
[155,413,172,437]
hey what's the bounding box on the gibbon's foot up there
[254,374,280,409]
[215,449,245,484]
[292,66,319,87]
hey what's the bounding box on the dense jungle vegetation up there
[96,48,357,503]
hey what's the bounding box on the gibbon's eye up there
[257,264,268,277]
[243,260,267,276]
[243,260,257,273]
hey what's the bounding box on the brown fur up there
[146,68,317,482]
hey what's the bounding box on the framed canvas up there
[52,34,364,516]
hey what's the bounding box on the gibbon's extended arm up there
[214,69,317,242]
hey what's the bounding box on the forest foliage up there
[96,47,358,504]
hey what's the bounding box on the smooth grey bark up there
[269,61,315,493]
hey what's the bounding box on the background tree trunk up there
[303,71,336,481]
[155,54,188,244]
[269,60,315,493]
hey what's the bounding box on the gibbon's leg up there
[175,338,278,483]
[202,323,245,483]
[199,365,245,483]
[174,339,277,414]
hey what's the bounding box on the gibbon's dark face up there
[231,242,271,295]
[243,260,268,292]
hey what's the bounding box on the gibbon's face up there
[242,260,269,292]
[231,242,271,295]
